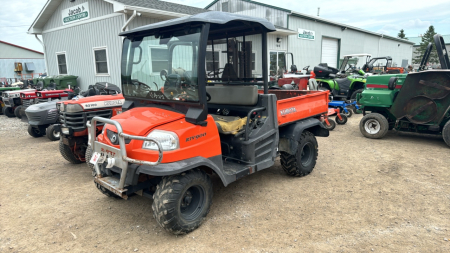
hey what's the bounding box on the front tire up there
[46,124,60,141]
[152,169,213,235]
[59,140,83,164]
[4,107,15,118]
[28,125,43,138]
[324,119,336,131]
[336,114,348,125]
[85,146,95,176]
[14,106,22,119]
[359,113,389,139]
[341,108,353,118]
[350,88,364,100]
[442,121,450,147]
[280,131,318,177]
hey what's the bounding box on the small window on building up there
[222,1,229,12]
[150,48,169,74]
[56,52,67,75]
[93,47,109,75]
[206,51,220,72]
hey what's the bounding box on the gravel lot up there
[1,113,449,252]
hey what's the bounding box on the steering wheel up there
[207,68,224,77]
[160,69,168,82]
[132,80,152,95]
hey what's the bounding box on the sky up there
[1,0,449,52]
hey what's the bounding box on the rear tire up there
[280,131,318,177]
[359,113,389,139]
[152,169,213,235]
[336,114,348,125]
[28,125,44,138]
[442,121,450,147]
[14,106,22,119]
[350,89,364,100]
[324,119,336,131]
[4,107,15,118]
[59,140,82,164]
[46,124,60,141]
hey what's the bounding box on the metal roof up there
[205,0,290,12]
[0,40,44,55]
[114,0,206,15]
[120,11,276,36]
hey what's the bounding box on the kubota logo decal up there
[280,107,297,116]
[80,99,125,109]
[186,133,206,142]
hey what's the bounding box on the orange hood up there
[105,107,185,136]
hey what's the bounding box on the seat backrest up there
[222,63,238,82]
[206,85,258,106]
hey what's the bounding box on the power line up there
[0,25,29,28]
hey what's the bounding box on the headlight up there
[66,104,83,112]
[142,130,179,151]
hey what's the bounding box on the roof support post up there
[262,31,268,94]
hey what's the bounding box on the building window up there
[93,47,109,75]
[222,1,228,12]
[150,47,169,74]
[56,52,67,75]
[206,51,220,72]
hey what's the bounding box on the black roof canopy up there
[119,11,276,37]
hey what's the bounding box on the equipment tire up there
[14,106,22,119]
[27,125,43,138]
[442,121,450,147]
[152,169,213,235]
[59,140,82,164]
[280,131,318,177]
[324,119,336,131]
[319,87,333,101]
[350,89,364,100]
[359,113,389,139]
[46,124,60,141]
[85,146,96,176]
[336,114,348,125]
[4,107,15,118]
[341,108,353,118]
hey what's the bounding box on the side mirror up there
[388,77,398,90]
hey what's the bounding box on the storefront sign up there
[298,28,315,40]
[62,3,90,25]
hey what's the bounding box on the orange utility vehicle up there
[88,12,330,234]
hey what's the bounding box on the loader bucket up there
[390,70,450,125]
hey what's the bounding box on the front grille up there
[28,114,41,122]
[46,110,58,122]
[60,109,113,131]
[3,99,10,106]
[22,100,33,108]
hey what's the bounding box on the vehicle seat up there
[206,85,258,134]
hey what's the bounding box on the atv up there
[313,62,366,101]
[357,34,450,147]
[87,11,330,235]
[54,83,123,163]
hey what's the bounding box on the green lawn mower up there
[357,34,450,147]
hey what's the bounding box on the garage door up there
[321,37,339,68]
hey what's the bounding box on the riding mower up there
[54,83,123,162]
[313,60,367,101]
[0,86,21,115]
[1,88,36,118]
[357,34,450,147]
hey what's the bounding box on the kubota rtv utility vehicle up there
[55,83,123,164]
[87,11,330,235]
[357,34,450,147]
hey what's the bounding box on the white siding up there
[288,15,413,70]
[43,0,114,31]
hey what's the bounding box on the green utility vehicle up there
[357,34,450,147]
[313,54,368,100]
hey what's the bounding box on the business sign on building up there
[298,28,315,40]
[62,3,90,25]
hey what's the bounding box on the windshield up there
[121,27,201,102]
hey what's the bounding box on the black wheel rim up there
[180,185,205,221]
[300,142,314,167]
[33,128,41,135]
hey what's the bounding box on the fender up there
[278,118,329,155]
[135,155,235,186]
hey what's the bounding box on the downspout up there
[378,34,384,57]
[122,10,140,32]
[34,34,48,75]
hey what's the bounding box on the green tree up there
[398,29,406,39]
[413,25,438,64]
